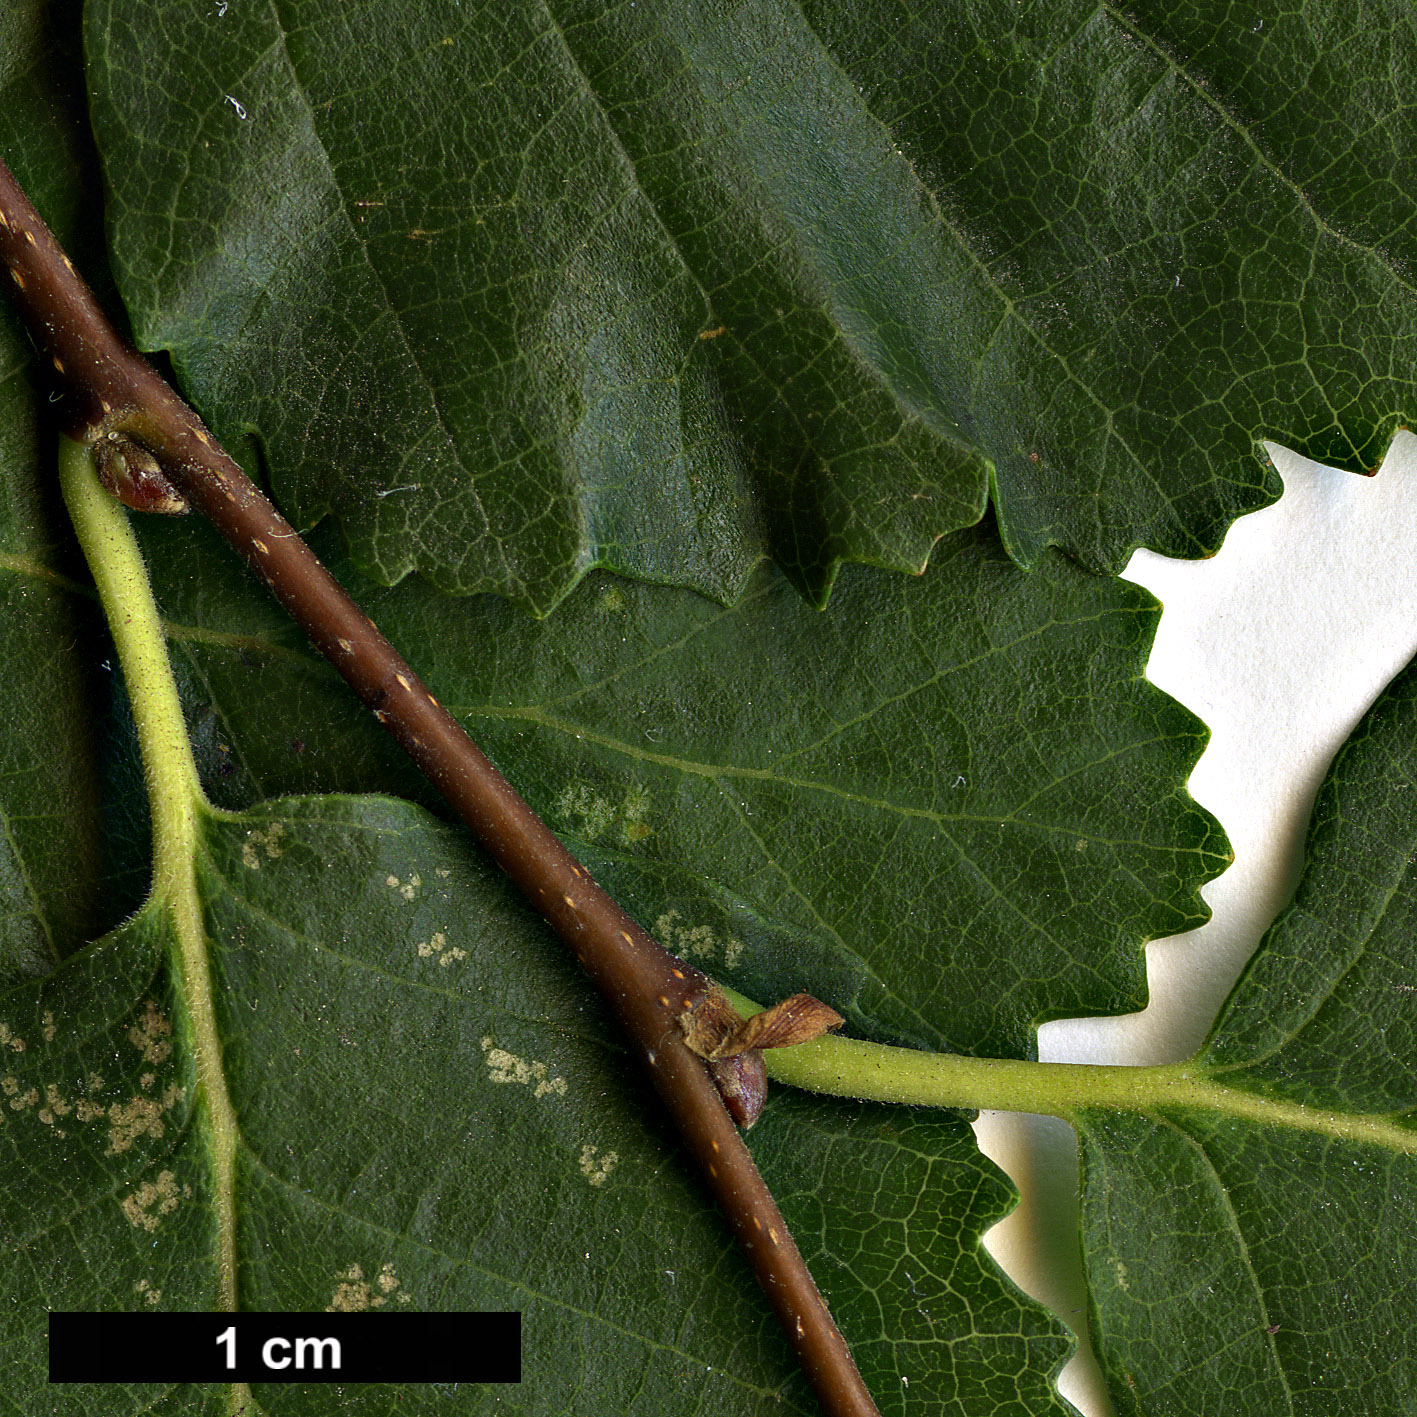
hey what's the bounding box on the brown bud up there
[679,988,845,1130]
[681,988,845,1061]
[92,433,188,515]
[706,1051,768,1129]
[677,987,743,1060]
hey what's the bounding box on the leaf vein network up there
[262,0,505,578]
[239,1146,815,1407]
[533,0,819,449]
[1100,1,1417,304]
[470,703,1183,855]
[710,778,939,1040]
[779,0,1190,530]
[1154,1113,1297,1414]
[1208,821,1417,1074]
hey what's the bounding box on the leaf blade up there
[1079,654,1417,1414]
[134,507,1226,1062]
[0,0,118,984]
[86,0,1417,606]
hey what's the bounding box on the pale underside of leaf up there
[0,445,1079,1414]
[0,791,1077,1417]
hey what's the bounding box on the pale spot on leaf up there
[578,1144,619,1188]
[241,822,286,870]
[106,1084,185,1155]
[37,1082,71,1125]
[654,910,744,969]
[120,1170,190,1231]
[556,784,614,841]
[414,930,467,966]
[128,1001,172,1064]
[386,871,422,901]
[479,1037,567,1097]
[620,785,651,845]
[326,1261,411,1311]
[556,783,653,845]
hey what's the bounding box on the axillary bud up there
[92,432,188,515]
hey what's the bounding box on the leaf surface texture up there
[86,0,1417,607]
[1078,665,1417,1415]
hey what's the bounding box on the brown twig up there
[0,155,880,1416]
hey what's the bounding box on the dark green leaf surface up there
[0,795,1072,1416]
[0,434,1223,1415]
[7,4,1416,1413]
[85,0,1417,609]
[1077,661,1417,1416]
[133,509,1226,1062]
[0,0,112,984]
[0,567,102,985]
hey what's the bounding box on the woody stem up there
[0,154,880,1417]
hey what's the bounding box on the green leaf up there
[86,0,1417,609]
[0,440,1112,1414]
[2,794,1073,1415]
[3,442,1089,1414]
[1,426,1228,1410]
[0,0,115,985]
[8,5,1417,1413]
[1076,660,1417,1414]
[132,505,1225,1062]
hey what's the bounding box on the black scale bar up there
[49,1311,520,1383]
